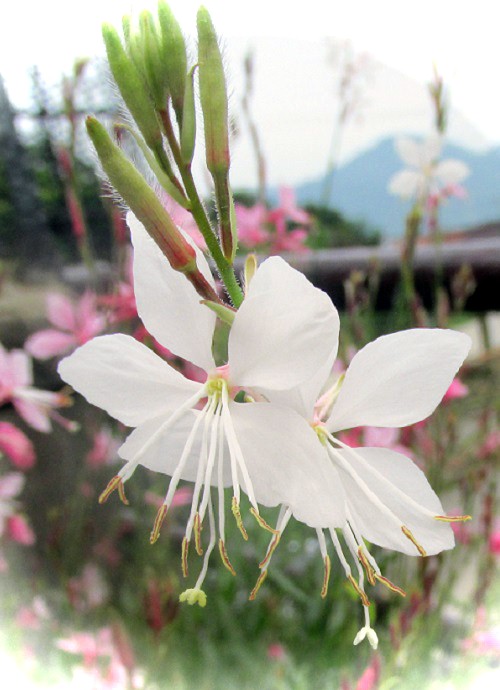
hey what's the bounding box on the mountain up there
[295,138,500,237]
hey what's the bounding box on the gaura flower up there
[58,212,342,604]
[257,327,471,647]
[0,343,75,433]
[388,135,469,201]
[25,291,106,360]
[0,422,36,470]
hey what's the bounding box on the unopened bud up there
[196,6,230,175]
[86,117,216,301]
[102,23,163,155]
[158,1,187,122]
[138,10,168,109]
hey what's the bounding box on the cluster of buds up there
[89,2,242,307]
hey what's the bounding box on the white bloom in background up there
[258,327,471,648]
[58,213,343,604]
[388,135,469,200]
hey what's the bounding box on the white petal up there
[58,334,199,426]
[128,212,216,372]
[118,410,233,484]
[388,170,424,198]
[228,257,340,390]
[262,357,334,419]
[335,447,454,555]
[327,329,471,432]
[395,138,423,168]
[230,402,345,527]
[420,134,442,167]
[435,159,470,185]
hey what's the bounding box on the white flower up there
[58,212,343,602]
[256,326,471,645]
[388,135,469,200]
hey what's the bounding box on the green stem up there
[158,108,243,307]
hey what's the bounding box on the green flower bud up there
[86,116,217,304]
[158,1,187,122]
[180,66,197,166]
[196,6,230,174]
[102,23,163,155]
[138,10,168,109]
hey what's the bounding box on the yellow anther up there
[250,507,279,535]
[181,537,190,578]
[357,547,376,586]
[218,539,236,576]
[434,514,472,523]
[375,573,407,598]
[249,570,268,601]
[321,555,331,599]
[98,475,128,505]
[401,526,427,557]
[179,588,207,607]
[348,574,371,607]
[231,497,248,541]
[259,533,281,569]
[194,512,203,555]
[150,504,168,544]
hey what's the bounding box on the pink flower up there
[7,514,35,545]
[145,485,193,510]
[355,656,380,690]
[163,197,207,250]
[340,426,413,459]
[489,529,500,556]
[478,431,500,459]
[25,292,106,360]
[448,508,472,545]
[16,596,51,630]
[443,377,468,402]
[86,429,121,469]
[0,343,74,433]
[267,642,286,661]
[0,422,36,470]
[56,628,114,665]
[67,563,110,611]
[234,203,269,248]
[99,251,138,324]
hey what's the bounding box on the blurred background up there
[0,1,498,688]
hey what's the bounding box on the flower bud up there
[196,6,230,175]
[138,10,168,109]
[102,23,163,155]
[158,1,187,122]
[86,117,217,303]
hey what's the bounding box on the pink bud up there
[7,515,35,545]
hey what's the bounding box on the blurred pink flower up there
[86,428,121,469]
[267,642,287,661]
[145,485,193,510]
[7,514,35,545]
[478,430,500,459]
[57,628,114,665]
[234,203,269,248]
[67,563,110,611]
[339,426,412,459]
[25,292,106,360]
[462,607,500,657]
[443,377,468,402]
[99,252,138,324]
[355,656,380,690]
[0,343,75,433]
[488,529,500,556]
[163,197,207,250]
[0,422,36,470]
[448,508,473,545]
[16,596,51,630]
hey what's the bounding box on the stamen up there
[249,570,268,601]
[328,528,352,577]
[98,475,128,505]
[330,435,436,519]
[197,402,221,524]
[218,539,236,576]
[150,505,168,544]
[231,497,248,540]
[348,574,371,607]
[434,514,472,522]
[375,574,406,597]
[321,555,331,599]
[401,525,427,557]
[181,537,190,578]
[194,512,203,556]
[193,499,216,592]
[259,533,281,569]
[250,507,280,535]
[179,588,207,607]
[358,546,376,586]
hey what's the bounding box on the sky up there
[1,0,499,187]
